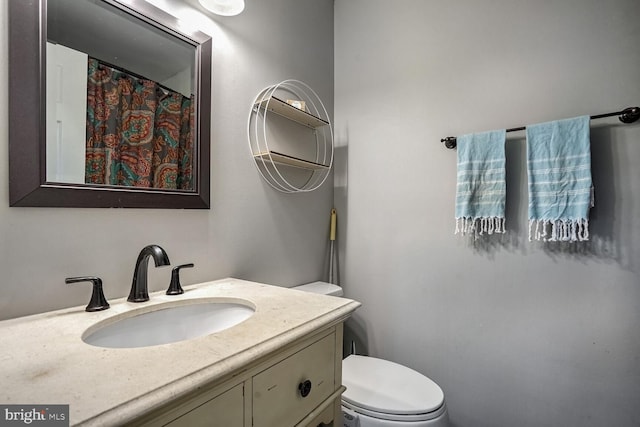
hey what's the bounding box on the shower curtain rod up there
[440,106,640,149]
[91,56,191,97]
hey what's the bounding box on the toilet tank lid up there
[342,355,444,416]
[292,281,344,296]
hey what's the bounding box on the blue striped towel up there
[526,116,593,241]
[455,130,507,236]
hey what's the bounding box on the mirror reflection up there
[46,0,196,190]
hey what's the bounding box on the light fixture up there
[198,0,245,16]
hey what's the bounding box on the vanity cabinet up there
[131,324,344,427]
[165,384,244,427]
[253,332,336,427]
[0,279,361,426]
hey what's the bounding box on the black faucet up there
[128,245,170,302]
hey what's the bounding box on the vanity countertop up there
[0,278,360,426]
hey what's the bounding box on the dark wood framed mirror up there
[8,0,211,208]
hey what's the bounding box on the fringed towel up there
[526,116,593,241]
[455,130,507,237]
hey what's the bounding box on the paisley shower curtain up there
[85,58,194,190]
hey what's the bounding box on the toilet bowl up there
[292,282,450,427]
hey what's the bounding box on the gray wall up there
[334,1,640,427]
[0,0,334,320]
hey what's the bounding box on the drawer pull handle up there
[298,379,312,398]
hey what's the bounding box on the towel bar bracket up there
[441,106,640,149]
[618,106,640,124]
[441,136,457,149]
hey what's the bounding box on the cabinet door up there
[165,384,243,427]
[253,333,335,427]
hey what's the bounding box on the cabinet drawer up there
[165,383,243,427]
[253,333,336,427]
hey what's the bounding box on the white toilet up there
[292,282,450,427]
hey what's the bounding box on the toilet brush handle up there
[329,208,337,241]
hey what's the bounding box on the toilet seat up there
[342,355,446,422]
[342,400,447,422]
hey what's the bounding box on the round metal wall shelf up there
[247,79,333,193]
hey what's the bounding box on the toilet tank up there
[292,281,344,296]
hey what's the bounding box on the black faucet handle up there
[66,276,110,312]
[166,263,194,295]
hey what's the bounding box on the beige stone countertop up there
[0,278,360,426]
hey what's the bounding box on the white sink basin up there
[83,299,255,348]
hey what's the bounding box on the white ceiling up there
[47,0,195,84]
